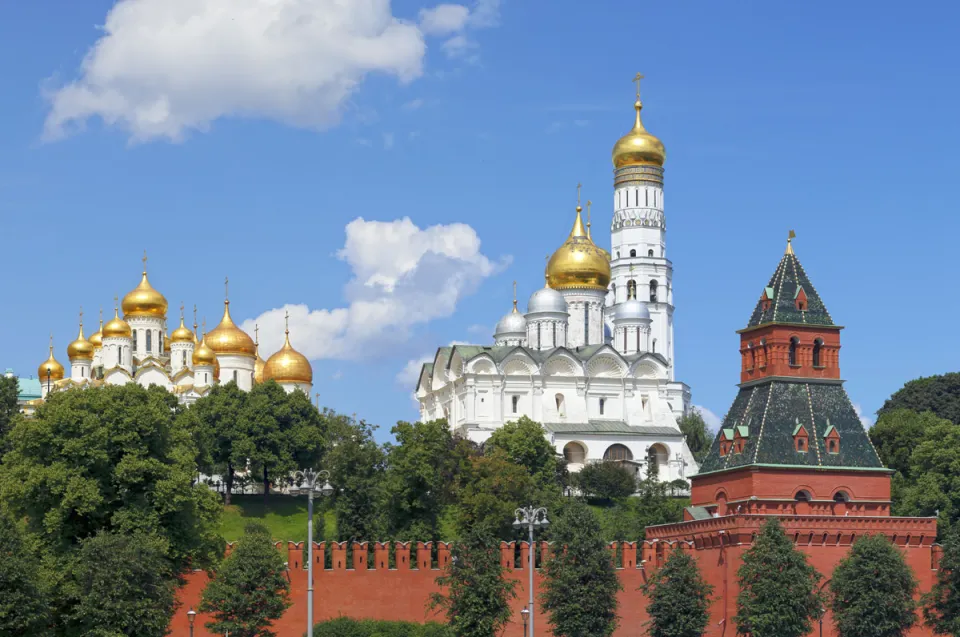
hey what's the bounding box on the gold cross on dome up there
[634,72,644,98]
[254,324,259,344]
[142,250,148,271]
[284,310,290,333]
[224,276,229,300]
[114,295,119,311]
[79,306,83,325]
[179,302,184,319]
[576,182,582,206]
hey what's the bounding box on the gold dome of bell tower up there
[545,185,611,291]
[611,73,666,169]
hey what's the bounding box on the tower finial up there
[193,304,198,332]
[99,306,103,327]
[786,229,796,255]
[254,323,260,345]
[114,295,119,313]
[180,302,184,320]
[79,306,83,328]
[512,280,518,312]
[202,318,206,336]
[634,72,644,99]
[142,250,148,274]
[284,310,290,336]
[49,332,53,353]
[224,276,229,301]
[586,200,593,239]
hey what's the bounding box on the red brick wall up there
[739,324,842,382]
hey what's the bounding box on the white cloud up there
[441,34,478,60]
[419,4,470,35]
[852,402,875,428]
[403,98,425,110]
[243,217,507,361]
[383,132,395,149]
[331,370,343,381]
[692,405,723,431]
[396,340,470,387]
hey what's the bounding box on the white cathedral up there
[33,261,314,407]
[416,83,698,482]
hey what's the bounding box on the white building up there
[35,259,313,405]
[415,83,698,483]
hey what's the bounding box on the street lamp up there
[513,506,549,637]
[521,606,529,636]
[290,468,334,637]
[187,608,196,637]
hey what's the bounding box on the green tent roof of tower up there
[744,241,836,329]
[698,242,886,476]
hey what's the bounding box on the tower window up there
[233,370,238,383]
[813,338,823,368]
[648,249,654,257]
[512,395,519,413]
[584,306,589,345]
[789,337,799,366]
[649,280,658,303]
[537,323,541,349]
[553,322,557,346]
[146,331,152,354]
[599,397,605,416]
[555,393,566,417]
[652,338,657,354]
[627,279,637,299]
[630,249,637,257]
[133,331,138,352]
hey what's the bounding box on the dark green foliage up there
[325,413,386,542]
[455,449,535,539]
[642,546,713,637]
[879,373,960,425]
[677,408,710,463]
[0,374,18,454]
[430,524,516,637]
[486,416,563,489]
[0,508,50,635]
[181,381,249,505]
[576,462,636,502]
[870,409,946,479]
[312,617,453,637]
[540,501,622,637]
[830,535,917,637]
[54,531,177,637]
[924,527,960,635]
[0,384,222,569]
[200,522,291,637]
[734,519,824,637]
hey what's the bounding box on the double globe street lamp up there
[289,468,334,637]
[513,506,549,637]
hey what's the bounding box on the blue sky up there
[1,0,958,440]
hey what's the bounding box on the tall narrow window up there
[81,367,85,378]
[555,394,566,417]
[183,351,187,367]
[649,280,658,302]
[599,397,605,416]
[146,331,152,354]
[813,338,823,367]
[623,330,628,352]
[233,370,238,383]
[789,337,799,366]
[648,249,654,257]
[636,327,641,352]
[652,338,657,354]
[584,306,589,345]
[553,322,557,346]
[512,395,519,413]
[627,279,637,299]
[537,323,541,349]
[645,189,649,206]
[133,331,138,352]
[159,333,163,353]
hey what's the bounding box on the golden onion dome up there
[206,300,256,357]
[103,306,132,339]
[164,331,172,354]
[38,339,65,381]
[545,203,611,291]
[122,264,168,319]
[171,315,195,343]
[611,99,665,169]
[67,318,95,361]
[192,336,218,367]
[88,316,103,349]
[263,326,312,385]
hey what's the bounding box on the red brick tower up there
[645,236,937,637]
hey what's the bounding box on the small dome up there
[192,336,217,367]
[615,298,651,322]
[495,305,527,338]
[103,307,132,339]
[170,316,195,343]
[545,205,611,291]
[38,342,65,381]
[122,269,168,319]
[612,99,665,169]
[263,329,312,385]
[163,332,172,354]
[528,285,568,314]
[67,321,95,361]
[88,314,104,349]
[206,300,256,357]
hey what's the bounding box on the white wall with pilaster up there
[217,354,255,390]
[102,336,133,372]
[170,342,194,375]
[560,288,606,348]
[70,359,92,382]
[127,316,166,361]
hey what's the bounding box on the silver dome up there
[615,298,651,322]
[495,309,527,336]
[527,287,568,314]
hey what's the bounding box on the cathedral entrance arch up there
[563,442,587,466]
[603,443,633,461]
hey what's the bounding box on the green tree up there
[643,545,712,637]
[0,373,18,454]
[677,408,711,463]
[924,527,960,635]
[633,477,687,536]
[381,419,460,540]
[181,381,248,505]
[879,373,960,424]
[576,462,636,502]
[870,409,946,479]
[430,524,516,637]
[734,519,824,637]
[55,531,177,637]
[831,535,917,637]
[894,419,960,532]
[200,522,291,637]
[0,384,222,569]
[455,449,535,539]
[0,508,50,635]
[541,501,622,637]
[325,413,386,541]
[486,416,562,487]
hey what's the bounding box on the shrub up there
[312,617,454,637]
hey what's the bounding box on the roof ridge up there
[804,383,822,465]
[771,254,789,323]
[752,382,775,463]
[788,254,806,324]
[792,253,834,324]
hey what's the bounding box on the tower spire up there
[786,229,796,255]
[142,250,148,274]
[512,280,518,312]
[586,200,593,239]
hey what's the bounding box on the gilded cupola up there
[611,74,666,169]
[103,302,132,339]
[38,336,65,381]
[88,308,104,349]
[263,313,312,385]
[206,287,256,358]
[121,253,168,318]
[192,334,218,367]
[67,310,95,361]
[545,188,611,291]
[171,307,195,343]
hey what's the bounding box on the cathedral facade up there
[35,262,314,405]
[416,84,698,482]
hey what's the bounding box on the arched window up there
[146,331,152,353]
[652,338,657,354]
[813,338,823,367]
[833,491,849,503]
[132,331,138,352]
[794,490,811,502]
[599,397,606,416]
[563,442,586,465]
[604,444,633,461]
[512,395,519,413]
[183,351,187,367]
[789,337,799,366]
[649,280,658,302]
[828,439,838,454]
[627,279,637,299]
[159,333,163,353]
[555,393,566,417]
[648,249,654,257]
[748,342,755,369]
[630,249,637,257]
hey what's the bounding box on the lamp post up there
[521,606,529,636]
[187,607,196,637]
[513,506,549,637]
[290,469,334,637]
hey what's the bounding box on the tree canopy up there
[576,461,637,502]
[181,381,249,504]
[924,526,960,635]
[643,545,713,637]
[325,412,386,542]
[0,373,19,454]
[879,373,960,424]
[0,508,50,635]
[677,408,711,463]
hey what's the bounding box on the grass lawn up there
[219,494,337,543]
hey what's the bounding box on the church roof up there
[743,242,835,329]
[543,421,680,436]
[698,380,885,475]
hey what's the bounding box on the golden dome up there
[38,338,65,382]
[103,306,132,339]
[122,266,168,319]
[192,336,218,367]
[263,324,312,385]
[164,332,172,354]
[545,202,611,291]
[206,300,256,357]
[611,99,665,169]
[88,311,103,349]
[171,315,195,343]
[67,316,95,361]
